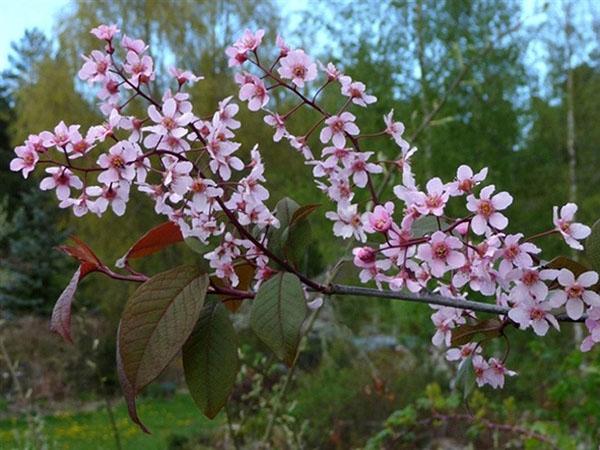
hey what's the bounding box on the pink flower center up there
[458,179,474,192]
[331,119,345,133]
[504,244,519,260]
[111,155,125,169]
[349,87,362,98]
[292,65,306,78]
[530,308,545,321]
[432,242,449,260]
[352,160,365,172]
[162,117,176,130]
[559,220,571,233]
[73,141,90,154]
[567,284,584,299]
[478,199,494,218]
[97,60,108,74]
[425,195,443,209]
[521,270,539,286]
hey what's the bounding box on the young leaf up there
[451,319,503,347]
[57,236,102,270]
[183,300,239,419]
[49,267,82,343]
[118,265,209,429]
[455,355,476,400]
[544,256,591,284]
[250,272,307,366]
[211,261,255,312]
[290,203,321,226]
[275,197,300,228]
[116,326,150,434]
[116,221,183,267]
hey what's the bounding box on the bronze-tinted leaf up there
[250,272,307,366]
[451,319,503,347]
[117,221,183,266]
[49,267,82,343]
[118,266,208,430]
[183,300,239,419]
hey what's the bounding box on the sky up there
[0,0,545,71]
[0,0,594,72]
[0,0,70,69]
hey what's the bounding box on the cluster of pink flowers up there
[10,25,600,391]
[12,25,279,289]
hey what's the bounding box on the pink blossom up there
[121,35,148,54]
[90,182,130,216]
[364,202,395,234]
[446,343,480,362]
[550,269,600,320]
[276,34,290,57]
[508,298,559,336]
[340,79,377,107]
[319,61,342,81]
[387,260,422,293]
[226,46,248,67]
[79,50,111,82]
[352,246,377,269]
[277,49,317,87]
[553,203,591,250]
[207,140,244,181]
[417,231,465,277]
[124,51,154,84]
[40,167,83,201]
[509,267,558,301]
[232,29,265,53]
[448,165,488,196]
[162,159,194,199]
[320,112,360,147]
[144,98,193,148]
[466,185,513,235]
[342,151,382,188]
[40,121,81,148]
[90,24,119,41]
[169,67,203,85]
[431,306,466,347]
[238,75,269,111]
[97,141,138,184]
[264,114,287,142]
[485,358,516,389]
[217,97,241,130]
[581,307,600,352]
[496,233,540,274]
[416,177,449,216]
[10,144,39,178]
[325,203,366,242]
[189,178,223,214]
[383,110,409,150]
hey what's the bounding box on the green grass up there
[0,393,221,450]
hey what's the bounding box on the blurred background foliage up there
[1,0,600,448]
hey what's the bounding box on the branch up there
[325,283,586,323]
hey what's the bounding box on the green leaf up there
[544,256,591,277]
[275,197,300,228]
[118,265,209,429]
[455,355,476,400]
[411,216,446,238]
[250,272,307,366]
[290,203,321,226]
[451,319,503,347]
[183,299,239,419]
[586,219,600,273]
